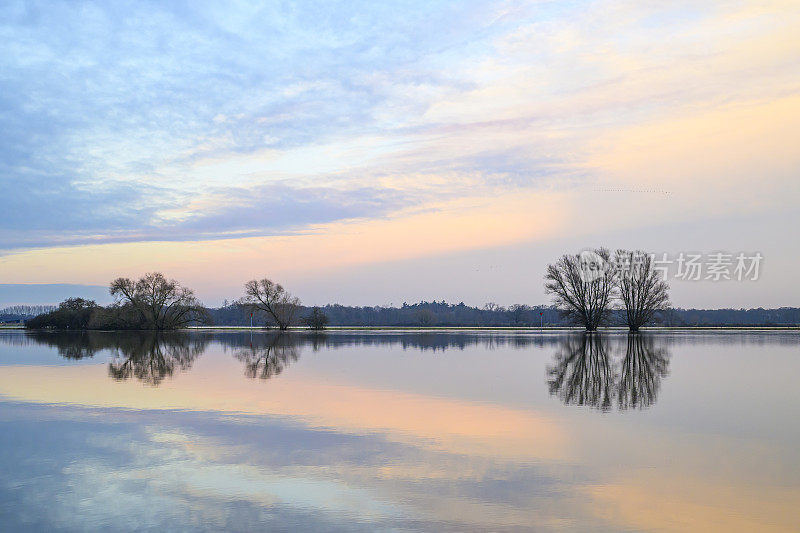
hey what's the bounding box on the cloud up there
[0,0,526,250]
[0,179,414,249]
[0,0,798,274]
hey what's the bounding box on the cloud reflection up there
[1,331,799,531]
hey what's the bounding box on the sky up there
[1,0,799,308]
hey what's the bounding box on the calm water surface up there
[0,330,798,532]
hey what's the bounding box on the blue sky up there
[1,0,799,307]
[2,0,520,246]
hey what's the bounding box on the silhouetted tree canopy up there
[545,249,617,331]
[241,278,301,330]
[24,298,98,329]
[24,275,209,330]
[615,250,670,332]
[109,272,209,329]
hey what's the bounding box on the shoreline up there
[5,325,799,332]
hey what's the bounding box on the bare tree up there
[242,279,301,330]
[614,250,670,332]
[303,307,329,330]
[545,249,616,331]
[109,272,207,329]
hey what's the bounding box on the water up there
[0,329,798,532]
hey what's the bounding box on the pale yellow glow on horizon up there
[0,189,571,288]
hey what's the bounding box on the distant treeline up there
[9,300,800,328]
[211,301,559,327]
[667,307,800,327]
[208,301,800,327]
[0,305,57,324]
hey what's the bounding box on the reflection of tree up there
[208,331,560,353]
[548,335,614,410]
[234,334,300,380]
[24,331,100,359]
[616,335,670,410]
[21,331,209,385]
[107,332,209,386]
[547,334,671,411]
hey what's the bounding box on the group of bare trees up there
[25,273,209,330]
[112,274,307,330]
[545,248,670,332]
[23,270,313,331]
[27,250,668,332]
[19,271,299,331]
